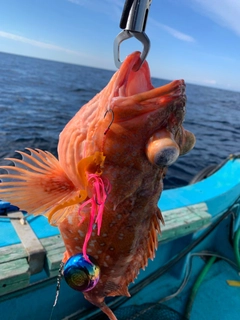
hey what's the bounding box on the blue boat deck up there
[0,155,240,319]
[103,258,240,320]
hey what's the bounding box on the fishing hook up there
[103,109,114,135]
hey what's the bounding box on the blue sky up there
[1,0,240,92]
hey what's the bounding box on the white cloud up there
[190,0,240,36]
[68,0,122,6]
[202,79,217,85]
[67,0,122,19]
[161,24,195,42]
[150,18,195,42]
[0,31,85,57]
[187,78,218,87]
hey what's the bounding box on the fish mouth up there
[111,51,186,122]
[108,52,195,164]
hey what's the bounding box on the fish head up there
[98,51,195,170]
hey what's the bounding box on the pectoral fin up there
[0,148,78,225]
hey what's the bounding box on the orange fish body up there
[0,52,195,320]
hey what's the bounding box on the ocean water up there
[0,51,239,190]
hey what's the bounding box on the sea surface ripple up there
[0,52,239,190]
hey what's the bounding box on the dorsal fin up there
[126,210,163,284]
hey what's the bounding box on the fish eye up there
[154,146,179,167]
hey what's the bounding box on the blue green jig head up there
[63,253,100,292]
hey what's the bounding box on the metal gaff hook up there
[114,0,152,70]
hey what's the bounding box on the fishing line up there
[49,262,64,320]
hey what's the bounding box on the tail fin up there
[0,148,78,225]
[83,295,118,320]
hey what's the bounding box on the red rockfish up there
[0,51,195,320]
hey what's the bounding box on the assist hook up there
[114,0,152,70]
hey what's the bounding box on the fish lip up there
[108,51,186,125]
[113,51,153,98]
[128,79,186,103]
[110,79,186,123]
[114,51,185,100]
